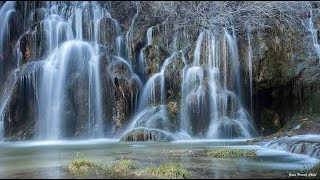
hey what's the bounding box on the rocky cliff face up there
[239,24,320,135]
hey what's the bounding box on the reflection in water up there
[0,140,319,178]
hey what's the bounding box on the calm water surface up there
[0,139,318,179]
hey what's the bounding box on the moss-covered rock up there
[247,115,320,144]
[143,45,169,78]
[120,128,175,142]
[260,108,281,135]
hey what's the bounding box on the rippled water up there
[0,139,318,179]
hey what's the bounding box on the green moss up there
[206,148,256,158]
[160,148,256,158]
[280,117,317,132]
[67,155,135,178]
[300,92,320,115]
[112,159,134,173]
[120,129,173,142]
[300,121,314,129]
[281,119,299,132]
[68,157,100,175]
[309,163,320,174]
[141,163,188,179]
[67,155,189,179]
[146,64,159,75]
[167,101,179,124]
[109,159,135,178]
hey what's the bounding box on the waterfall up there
[193,31,204,66]
[179,30,256,139]
[125,1,140,61]
[0,1,16,94]
[9,1,115,140]
[0,114,3,139]
[0,1,259,141]
[224,29,243,105]
[0,1,146,141]
[38,41,94,139]
[138,26,154,77]
[0,69,18,139]
[247,32,253,114]
[123,53,176,135]
[306,9,320,62]
[0,1,16,54]
[0,1,16,140]
[147,26,153,46]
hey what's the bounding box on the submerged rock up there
[120,128,176,142]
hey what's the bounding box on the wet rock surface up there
[120,128,176,142]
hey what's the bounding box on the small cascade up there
[116,35,122,57]
[224,29,243,104]
[125,1,140,61]
[0,1,16,100]
[122,53,176,137]
[306,8,320,62]
[263,135,320,159]
[88,54,104,137]
[138,53,175,110]
[0,114,3,140]
[138,26,154,77]
[247,32,253,114]
[147,26,153,46]
[0,1,16,54]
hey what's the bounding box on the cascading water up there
[0,1,16,78]
[305,8,320,62]
[247,32,253,114]
[125,1,140,61]
[0,1,121,140]
[121,53,176,140]
[0,1,141,141]
[0,1,258,141]
[147,26,153,46]
[0,69,18,139]
[38,40,99,139]
[224,29,243,104]
[180,30,256,139]
[0,1,16,139]
[138,26,154,77]
[0,1,15,54]
[263,135,320,159]
[139,53,174,123]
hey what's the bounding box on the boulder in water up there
[120,128,176,142]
